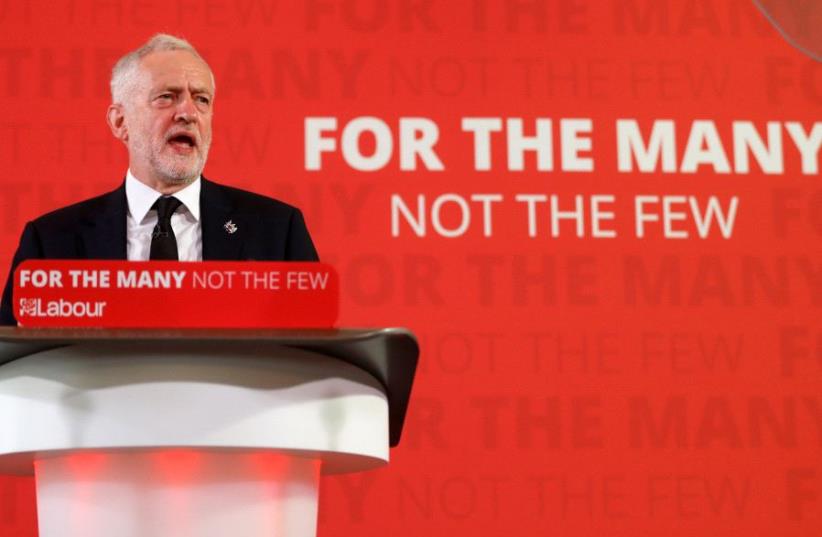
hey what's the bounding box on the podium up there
[0,327,418,537]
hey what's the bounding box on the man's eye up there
[156,94,173,101]
[196,96,210,105]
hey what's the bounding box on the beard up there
[130,129,211,186]
[151,142,209,185]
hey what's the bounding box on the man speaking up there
[1,34,318,325]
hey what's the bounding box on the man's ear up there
[106,104,128,142]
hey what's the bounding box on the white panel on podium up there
[0,344,389,471]
[0,329,418,537]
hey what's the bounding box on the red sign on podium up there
[13,260,338,328]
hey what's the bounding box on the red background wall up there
[1,1,820,535]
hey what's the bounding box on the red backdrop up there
[1,1,820,535]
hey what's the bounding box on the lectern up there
[0,327,418,537]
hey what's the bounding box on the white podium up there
[0,328,418,537]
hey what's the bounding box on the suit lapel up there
[201,177,246,260]
[79,185,128,259]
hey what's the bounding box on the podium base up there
[36,450,321,537]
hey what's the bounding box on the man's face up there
[120,50,214,189]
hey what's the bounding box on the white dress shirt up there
[125,170,202,261]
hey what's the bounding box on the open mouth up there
[167,133,197,152]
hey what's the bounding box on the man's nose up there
[174,95,198,122]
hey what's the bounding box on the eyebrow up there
[154,85,213,96]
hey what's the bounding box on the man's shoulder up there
[203,178,318,261]
[204,179,301,218]
[28,188,123,231]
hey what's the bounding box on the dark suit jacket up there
[0,177,318,325]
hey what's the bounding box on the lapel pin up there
[223,220,238,234]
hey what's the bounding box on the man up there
[0,34,318,325]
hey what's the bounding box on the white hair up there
[110,33,212,105]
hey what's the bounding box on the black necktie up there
[150,196,183,260]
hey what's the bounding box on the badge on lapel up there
[223,220,238,234]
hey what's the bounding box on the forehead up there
[136,50,214,93]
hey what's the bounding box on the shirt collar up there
[125,170,201,223]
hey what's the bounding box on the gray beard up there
[148,142,210,185]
